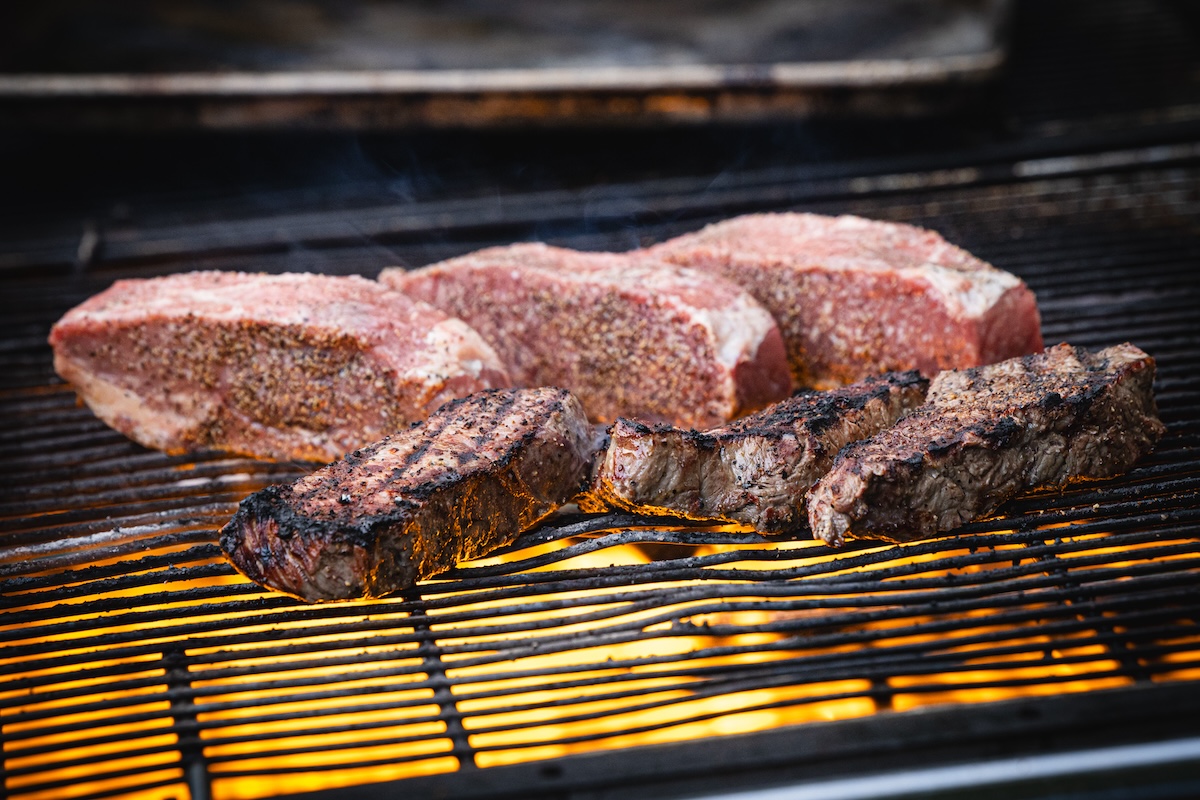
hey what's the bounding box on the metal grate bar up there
[164,645,212,800]
[5,534,1199,720]
[4,504,1197,656]
[3,496,1198,636]
[412,608,478,771]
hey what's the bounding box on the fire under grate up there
[3,138,1200,800]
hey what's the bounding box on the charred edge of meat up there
[220,482,415,600]
[808,344,1165,546]
[615,370,926,450]
[737,370,928,439]
[585,370,929,533]
[221,387,597,601]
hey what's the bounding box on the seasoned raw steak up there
[49,271,509,462]
[380,243,793,428]
[808,343,1165,546]
[591,371,928,532]
[220,388,597,601]
[645,213,1044,388]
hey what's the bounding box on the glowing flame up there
[5,525,1198,800]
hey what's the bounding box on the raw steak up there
[49,271,509,462]
[645,213,1044,388]
[380,243,792,428]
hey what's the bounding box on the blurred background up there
[1,0,1197,275]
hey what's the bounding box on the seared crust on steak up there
[591,372,928,532]
[220,388,597,601]
[49,271,509,462]
[646,213,1044,389]
[380,243,793,428]
[808,343,1166,546]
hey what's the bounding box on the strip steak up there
[591,371,929,532]
[49,271,509,462]
[645,213,1044,388]
[220,387,597,601]
[380,243,793,428]
[808,343,1165,546]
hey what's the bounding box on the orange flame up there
[5,527,1198,800]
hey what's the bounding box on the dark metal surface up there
[0,1,1008,130]
[291,686,1200,800]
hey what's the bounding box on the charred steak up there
[645,213,1044,389]
[591,372,929,533]
[220,387,597,601]
[379,243,793,428]
[49,271,509,462]
[808,343,1166,546]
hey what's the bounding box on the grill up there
[4,2,1200,799]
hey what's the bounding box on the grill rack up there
[3,133,1200,800]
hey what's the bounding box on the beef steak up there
[49,271,509,462]
[220,387,597,601]
[645,213,1044,388]
[380,243,792,428]
[591,372,928,532]
[808,343,1166,546]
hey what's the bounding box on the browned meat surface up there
[49,271,509,462]
[590,372,928,532]
[379,243,793,428]
[220,387,597,601]
[808,343,1165,546]
[645,213,1044,389]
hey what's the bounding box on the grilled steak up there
[590,372,929,532]
[379,243,792,428]
[49,271,509,462]
[220,387,597,601]
[808,343,1165,546]
[645,213,1044,388]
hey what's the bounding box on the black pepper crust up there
[644,212,1044,389]
[220,387,597,601]
[48,271,508,462]
[382,244,794,428]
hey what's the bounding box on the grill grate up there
[3,133,1200,800]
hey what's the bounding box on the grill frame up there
[290,685,1200,800]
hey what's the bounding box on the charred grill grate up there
[2,133,1200,800]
